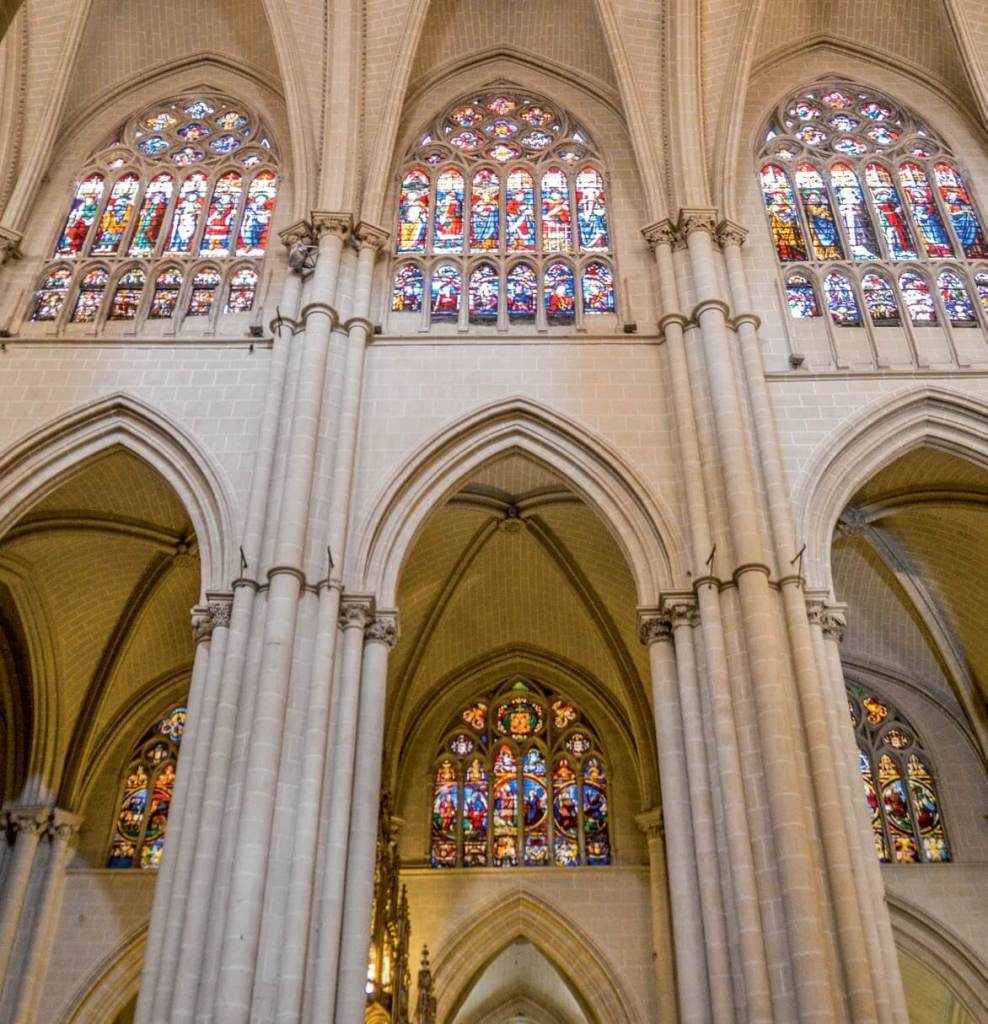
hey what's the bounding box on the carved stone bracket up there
[366,611,398,648]
[836,505,869,537]
[637,610,672,646]
[191,604,213,645]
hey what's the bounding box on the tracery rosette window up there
[28,94,278,330]
[391,90,616,330]
[847,686,950,864]
[107,705,186,869]
[759,83,988,334]
[430,681,611,868]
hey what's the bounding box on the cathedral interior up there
[0,1,986,1022]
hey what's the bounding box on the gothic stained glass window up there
[898,162,954,259]
[900,271,938,324]
[108,705,186,868]
[148,267,182,319]
[865,163,917,261]
[823,271,861,326]
[235,171,277,256]
[165,172,209,254]
[471,169,501,252]
[108,266,145,320]
[794,163,844,260]
[937,270,977,325]
[392,90,615,328]
[71,268,109,322]
[391,263,424,312]
[469,262,499,321]
[759,164,807,261]
[861,272,900,325]
[430,681,611,869]
[224,266,258,314]
[30,267,72,321]
[201,172,243,256]
[55,174,105,256]
[785,273,819,318]
[830,163,880,261]
[129,173,174,256]
[186,266,221,317]
[90,174,140,255]
[848,687,949,864]
[934,162,987,258]
[975,272,988,317]
[433,168,465,252]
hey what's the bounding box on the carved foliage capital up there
[311,210,353,240]
[339,597,373,631]
[667,601,698,629]
[48,809,83,842]
[821,608,847,644]
[366,612,398,648]
[641,219,677,252]
[208,598,233,630]
[278,219,315,249]
[355,221,390,253]
[678,207,718,238]
[6,806,49,839]
[638,613,672,646]
[716,219,748,248]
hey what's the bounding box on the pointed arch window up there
[759,82,988,330]
[391,90,617,329]
[430,681,611,869]
[27,93,279,330]
[847,687,949,863]
[108,705,186,869]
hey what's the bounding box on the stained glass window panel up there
[581,261,615,314]
[139,761,175,868]
[975,272,988,317]
[937,270,977,325]
[129,173,174,256]
[934,162,987,258]
[544,261,575,323]
[823,272,861,326]
[861,273,900,325]
[430,264,461,320]
[463,758,488,866]
[91,174,140,255]
[469,262,499,321]
[785,274,819,318]
[201,172,243,256]
[899,271,937,324]
[391,263,424,312]
[864,164,917,260]
[553,759,579,866]
[433,168,465,252]
[582,757,610,865]
[898,162,954,259]
[505,169,536,251]
[235,171,277,256]
[470,169,501,252]
[71,268,108,322]
[759,164,807,262]
[858,750,889,862]
[165,172,209,254]
[55,174,105,256]
[830,163,880,261]
[506,263,537,320]
[576,167,609,250]
[906,755,949,861]
[431,760,458,868]
[148,267,182,319]
[186,267,220,317]
[109,266,145,320]
[523,748,549,866]
[878,753,919,862]
[541,167,572,252]
[225,267,258,313]
[108,764,148,868]
[794,163,844,260]
[492,745,518,867]
[30,267,72,322]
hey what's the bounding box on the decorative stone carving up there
[836,506,869,537]
[366,613,398,648]
[0,224,22,263]
[641,219,677,252]
[498,504,525,534]
[355,221,390,253]
[805,600,825,627]
[677,207,718,238]
[278,219,316,249]
[667,601,698,630]
[208,599,233,630]
[311,210,352,241]
[638,613,672,646]
[339,598,373,631]
[716,219,748,249]
[47,809,82,842]
[191,605,214,644]
[821,608,847,644]
[5,806,49,842]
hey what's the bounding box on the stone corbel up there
[0,224,23,263]
[354,220,390,254]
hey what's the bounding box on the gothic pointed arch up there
[56,924,146,1024]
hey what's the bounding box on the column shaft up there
[0,809,46,989]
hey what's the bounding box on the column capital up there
[311,210,353,241]
[635,807,664,838]
[677,207,719,239]
[0,224,23,263]
[641,219,678,252]
[355,221,390,253]
[191,604,214,644]
[366,611,398,648]
[716,219,748,248]
[47,808,83,842]
[836,505,869,537]
[665,601,699,630]
[637,610,672,646]
[339,594,375,630]
[279,219,316,249]
[805,598,825,628]
[821,605,847,644]
[208,596,233,629]
[4,805,50,840]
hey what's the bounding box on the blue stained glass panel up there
[823,271,862,326]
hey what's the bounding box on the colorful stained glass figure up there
[861,101,893,121]
[521,106,554,127]
[878,753,919,862]
[184,100,216,117]
[70,267,108,322]
[938,270,977,325]
[785,274,818,318]
[823,271,861,326]
[794,163,843,260]
[505,169,536,251]
[165,172,208,254]
[553,759,579,866]
[487,118,518,138]
[224,267,258,313]
[108,764,149,867]
[975,272,988,317]
[506,263,537,320]
[862,273,900,325]
[827,114,859,133]
[215,111,249,132]
[391,263,424,312]
[582,261,615,314]
[486,95,518,116]
[433,168,465,252]
[759,164,807,262]
[576,167,609,250]
[397,168,427,252]
[523,748,549,866]
[463,758,488,866]
[544,261,576,322]
[30,267,72,321]
[470,169,501,251]
[862,696,888,724]
[864,163,917,260]
[148,267,183,319]
[789,100,821,121]
[833,137,868,157]
[582,757,610,865]
[906,755,949,861]
[144,112,178,131]
[241,153,263,169]
[108,266,145,320]
[172,146,205,166]
[450,733,475,756]
[541,167,572,252]
[898,162,954,258]
[138,136,171,157]
[129,173,174,256]
[899,271,938,324]
[178,121,210,142]
[487,143,520,163]
[430,264,461,320]
[55,174,105,256]
[235,172,277,256]
[494,697,545,739]
[867,125,899,146]
[469,263,500,321]
[199,172,243,255]
[431,760,458,867]
[858,750,890,862]
[821,89,854,109]
[140,761,175,868]
[830,163,880,261]
[521,131,553,151]
[462,703,487,731]
[90,174,140,255]
[449,131,483,151]
[933,163,988,258]
[451,104,484,127]
[794,125,827,146]
[209,134,242,154]
[492,744,518,867]
[186,266,220,317]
